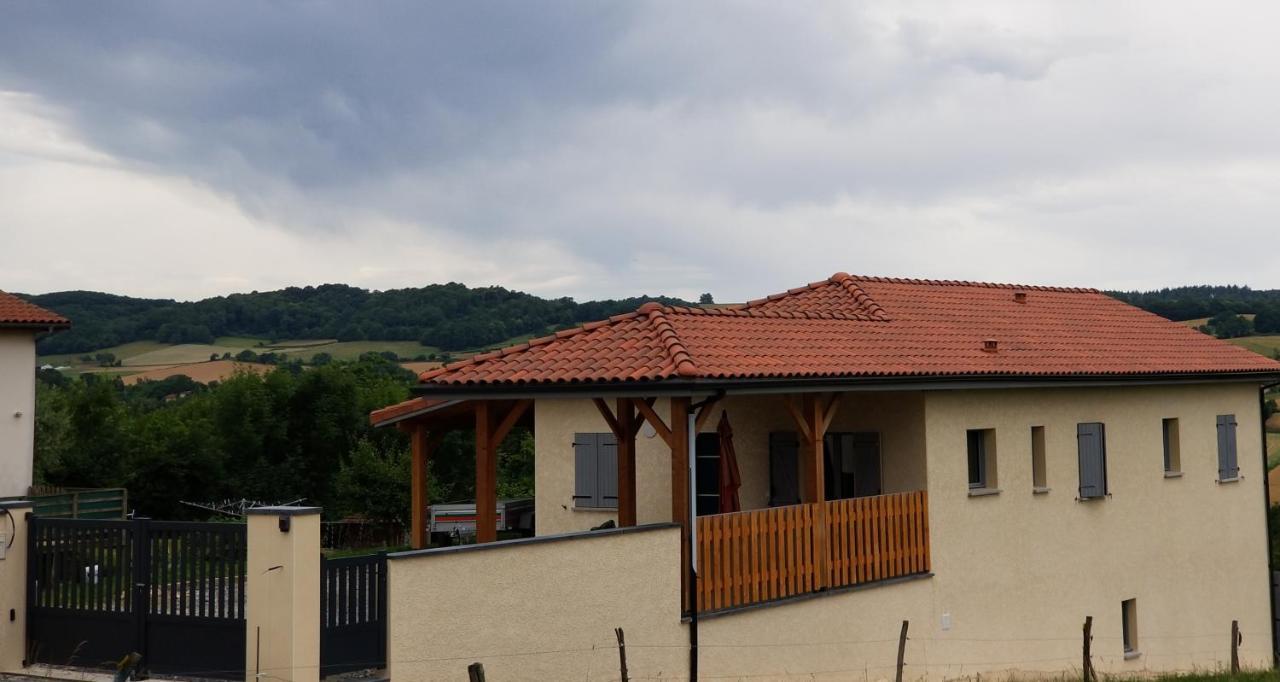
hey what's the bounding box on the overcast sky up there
[2,2,1279,302]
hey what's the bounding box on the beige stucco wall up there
[918,382,1273,676]
[386,524,687,681]
[396,382,1271,680]
[0,330,36,498]
[0,501,31,673]
[534,393,926,535]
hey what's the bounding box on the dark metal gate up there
[321,552,387,675]
[27,517,247,679]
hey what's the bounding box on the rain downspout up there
[1261,382,1280,667]
[687,391,723,682]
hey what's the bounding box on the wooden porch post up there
[788,393,841,589]
[592,398,639,527]
[616,398,638,527]
[475,401,498,544]
[410,425,433,550]
[473,399,532,544]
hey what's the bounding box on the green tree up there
[335,439,410,524]
[699,293,714,304]
[1208,312,1253,339]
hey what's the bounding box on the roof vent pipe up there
[982,339,999,353]
[1013,291,1028,304]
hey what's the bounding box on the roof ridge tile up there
[848,274,1098,293]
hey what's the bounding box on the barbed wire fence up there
[139,615,1265,681]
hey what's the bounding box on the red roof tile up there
[0,292,69,329]
[412,273,1280,388]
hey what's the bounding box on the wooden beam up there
[592,398,622,438]
[627,398,647,439]
[821,393,841,435]
[490,399,532,445]
[616,398,637,527]
[475,402,498,544]
[785,395,813,444]
[634,397,673,447]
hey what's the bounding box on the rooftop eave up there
[408,369,1280,401]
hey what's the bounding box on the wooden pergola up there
[386,391,841,555]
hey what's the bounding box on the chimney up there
[982,339,999,353]
[1013,291,1028,304]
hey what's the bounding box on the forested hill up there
[1108,285,1280,329]
[25,284,694,355]
[26,282,1280,357]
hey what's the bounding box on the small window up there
[1216,414,1239,481]
[1162,418,1181,475]
[1077,422,1108,499]
[1121,598,1138,655]
[967,429,997,492]
[573,433,618,509]
[1031,426,1047,491]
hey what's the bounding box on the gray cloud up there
[2,2,1280,301]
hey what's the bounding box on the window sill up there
[1163,471,1183,479]
[968,487,1001,498]
[572,506,618,513]
[1032,486,1050,495]
[1124,650,1142,661]
[1217,476,1242,484]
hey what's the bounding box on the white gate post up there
[245,506,321,682]
[0,500,32,673]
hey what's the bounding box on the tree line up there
[33,355,532,523]
[26,284,693,356]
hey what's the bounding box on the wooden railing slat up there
[692,491,929,613]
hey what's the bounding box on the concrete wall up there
[386,524,687,681]
[0,330,36,498]
[534,393,926,535]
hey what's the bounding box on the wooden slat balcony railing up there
[694,490,930,612]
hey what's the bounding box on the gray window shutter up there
[598,433,618,509]
[769,431,800,506]
[1077,422,1107,498]
[574,433,599,507]
[1217,415,1239,480]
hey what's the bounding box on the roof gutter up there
[409,370,1280,401]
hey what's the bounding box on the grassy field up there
[270,340,440,362]
[1230,335,1280,358]
[1269,433,1280,469]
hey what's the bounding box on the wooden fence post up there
[895,620,909,682]
[616,627,630,682]
[1082,616,1096,682]
[468,661,486,682]
[1232,620,1241,674]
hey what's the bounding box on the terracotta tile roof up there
[412,272,1280,388]
[0,291,69,329]
[369,396,450,425]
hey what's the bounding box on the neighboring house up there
[371,273,1280,681]
[0,292,69,498]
